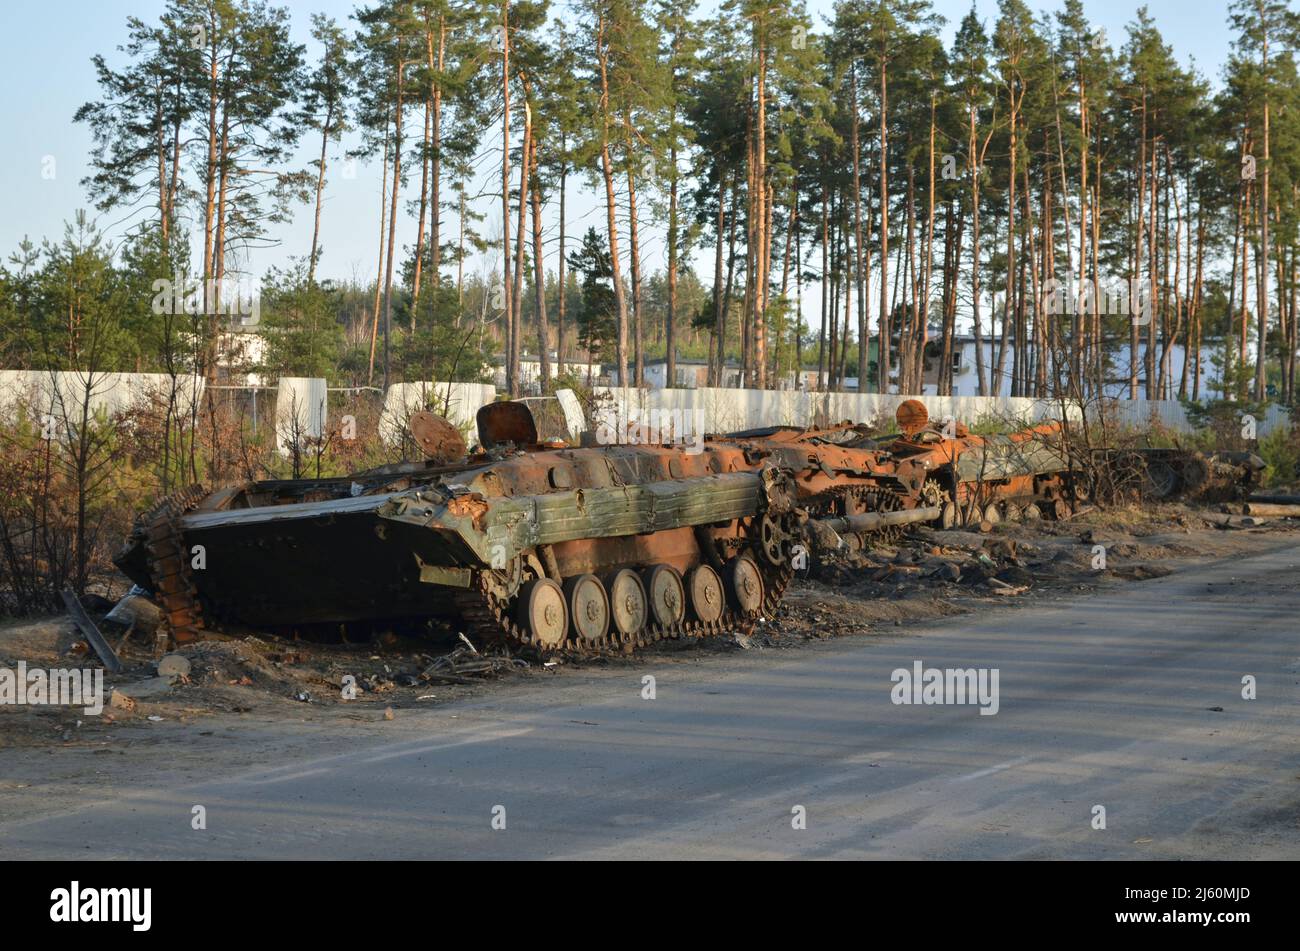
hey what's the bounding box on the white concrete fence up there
[590,387,1292,438]
[379,381,498,447]
[268,378,495,451]
[2,371,1291,445]
[0,370,205,427]
[593,387,1082,434]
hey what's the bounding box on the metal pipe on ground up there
[814,505,943,535]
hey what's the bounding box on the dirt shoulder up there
[2,503,1297,827]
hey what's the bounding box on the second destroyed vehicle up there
[738,399,1085,530]
[880,401,1085,528]
[116,399,1090,654]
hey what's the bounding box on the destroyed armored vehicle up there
[115,397,955,653]
[879,401,1086,527]
[1095,447,1266,501]
[113,397,1104,652]
[761,400,1087,529]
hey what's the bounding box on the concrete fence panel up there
[380,381,497,447]
[0,370,206,428]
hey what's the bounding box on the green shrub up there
[1257,425,1299,488]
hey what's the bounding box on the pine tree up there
[299,15,356,285]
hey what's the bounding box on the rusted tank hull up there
[878,411,1083,526]
[183,505,459,627]
[115,447,797,648]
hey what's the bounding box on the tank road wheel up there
[688,565,725,625]
[922,479,957,532]
[564,574,609,645]
[516,578,568,649]
[642,565,686,628]
[724,555,765,616]
[606,569,648,639]
[1143,460,1180,500]
[758,513,789,566]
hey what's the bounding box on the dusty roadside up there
[2,503,1296,828]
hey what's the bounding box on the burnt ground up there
[1,501,1298,827]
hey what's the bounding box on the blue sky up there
[0,0,1239,304]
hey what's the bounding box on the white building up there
[215,327,268,386]
[493,354,594,393]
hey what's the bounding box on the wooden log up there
[1247,494,1300,506]
[1242,502,1300,518]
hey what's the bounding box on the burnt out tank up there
[755,400,1086,529]
[1094,447,1265,502]
[877,401,1086,528]
[114,398,942,654]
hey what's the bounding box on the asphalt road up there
[5,542,1300,859]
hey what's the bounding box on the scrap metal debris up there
[418,645,528,685]
[156,653,192,682]
[60,589,124,674]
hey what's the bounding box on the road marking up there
[952,756,1031,783]
[359,726,534,763]
[238,768,332,786]
[231,726,537,783]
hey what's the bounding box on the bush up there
[1257,425,1299,488]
